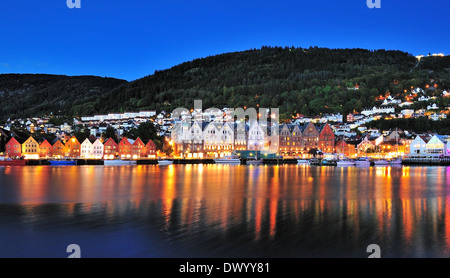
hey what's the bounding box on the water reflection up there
[0,165,450,257]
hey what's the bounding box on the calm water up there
[1,164,450,258]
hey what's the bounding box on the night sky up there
[1,0,449,81]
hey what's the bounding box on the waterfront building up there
[356,136,376,153]
[279,124,291,155]
[92,138,104,159]
[39,139,53,158]
[302,122,320,153]
[279,123,304,156]
[5,137,22,158]
[52,140,65,158]
[247,121,267,151]
[145,139,157,158]
[64,136,81,158]
[318,123,335,154]
[233,122,247,151]
[81,137,104,159]
[426,135,450,155]
[335,140,356,157]
[103,138,119,159]
[118,137,133,159]
[22,136,40,159]
[80,138,93,159]
[409,135,430,155]
[131,137,146,158]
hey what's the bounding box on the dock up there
[403,156,450,166]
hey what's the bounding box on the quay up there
[16,157,450,166]
[403,156,450,166]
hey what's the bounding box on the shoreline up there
[1,157,450,166]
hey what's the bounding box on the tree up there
[300,104,309,117]
[162,140,174,157]
[102,126,118,142]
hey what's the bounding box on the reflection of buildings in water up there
[4,165,450,256]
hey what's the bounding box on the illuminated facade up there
[247,121,267,151]
[318,123,335,154]
[409,136,429,154]
[302,122,320,153]
[5,137,22,158]
[81,138,104,159]
[335,140,356,157]
[52,140,65,158]
[103,138,119,159]
[131,137,146,159]
[145,139,157,158]
[22,136,40,159]
[64,136,81,158]
[39,139,53,158]
[279,124,304,156]
[118,137,133,159]
[356,137,375,153]
[426,135,449,154]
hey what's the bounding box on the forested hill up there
[0,74,127,120]
[94,46,450,119]
[2,47,450,121]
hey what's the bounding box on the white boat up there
[297,159,309,164]
[374,159,389,166]
[355,158,371,167]
[214,156,241,164]
[246,158,263,165]
[104,159,137,166]
[336,159,356,167]
[390,158,403,165]
[158,160,173,166]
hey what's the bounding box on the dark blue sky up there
[1,0,449,81]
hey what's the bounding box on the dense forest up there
[1,46,450,121]
[0,74,127,120]
[93,46,450,120]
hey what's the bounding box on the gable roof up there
[133,137,145,145]
[40,139,52,146]
[145,139,156,147]
[51,138,65,146]
[104,137,118,145]
[6,137,22,145]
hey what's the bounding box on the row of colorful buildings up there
[171,120,419,159]
[172,121,345,158]
[4,135,157,160]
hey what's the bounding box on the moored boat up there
[214,156,241,164]
[374,159,389,166]
[308,158,321,166]
[0,159,27,166]
[49,159,77,166]
[297,159,309,164]
[355,157,371,167]
[246,158,263,165]
[104,159,137,166]
[158,160,173,166]
[390,157,403,165]
[336,159,355,167]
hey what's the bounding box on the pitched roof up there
[104,137,118,145]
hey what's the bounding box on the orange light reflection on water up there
[4,165,450,255]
